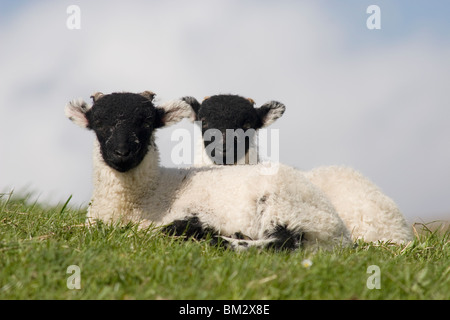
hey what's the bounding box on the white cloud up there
[0,1,449,222]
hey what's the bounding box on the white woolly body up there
[88,140,352,250]
[193,125,214,166]
[305,166,412,243]
[196,142,413,244]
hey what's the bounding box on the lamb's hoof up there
[162,216,217,240]
[265,224,303,251]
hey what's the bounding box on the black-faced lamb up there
[184,94,413,244]
[65,91,352,251]
[183,94,285,166]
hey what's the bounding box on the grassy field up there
[0,193,448,300]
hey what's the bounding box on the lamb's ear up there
[256,101,286,128]
[65,98,92,128]
[181,96,201,120]
[155,99,195,128]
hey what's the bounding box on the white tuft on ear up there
[259,101,286,127]
[65,98,92,128]
[158,100,195,127]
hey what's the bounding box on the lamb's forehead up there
[201,95,255,112]
[199,95,258,124]
[89,92,155,121]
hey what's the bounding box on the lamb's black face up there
[86,93,159,172]
[198,95,262,165]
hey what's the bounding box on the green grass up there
[0,193,449,300]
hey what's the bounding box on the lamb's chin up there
[102,158,137,173]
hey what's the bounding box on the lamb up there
[65,91,352,251]
[185,94,285,166]
[184,94,413,244]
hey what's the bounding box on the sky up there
[0,0,449,223]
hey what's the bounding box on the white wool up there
[193,125,215,166]
[87,139,352,251]
[65,99,91,128]
[196,138,413,244]
[304,166,413,243]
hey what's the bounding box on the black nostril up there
[114,147,130,157]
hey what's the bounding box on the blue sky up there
[2,0,450,36]
[0,1,449,223]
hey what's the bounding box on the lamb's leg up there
[161,216,235,248]
[221,225,304,251]
[265,224,304,250]
[161,216,217,240]
[162,217,303,251]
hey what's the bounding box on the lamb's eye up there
[141,117,152,129]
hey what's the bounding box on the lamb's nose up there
[114,146,130,157]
